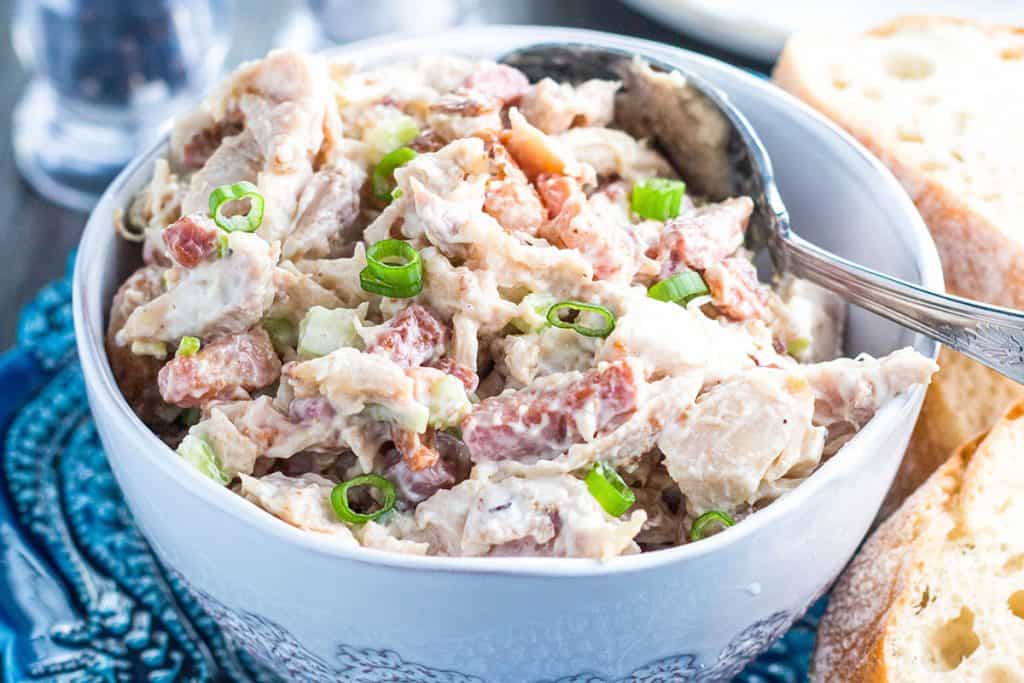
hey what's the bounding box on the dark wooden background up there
[0,0,764,349]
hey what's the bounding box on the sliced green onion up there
[177,434,230,485]
[360,239,423,298]
[648,270,709,305]
[216,233,230,259]
[690,510,736,541]
[511,292,558,333]
[585,462,636,517]
[372,147,417,202]
[546,301,616,338]
[176,336,200,357]
[631,177,687,221]
[787,337,811,357]
[208,181,265,233]
[364,114,420,157]
[330,474,397,524]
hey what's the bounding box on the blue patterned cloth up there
[0,258,824,682]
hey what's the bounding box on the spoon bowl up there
[502,43,1024,384]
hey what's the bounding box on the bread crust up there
[811,427,982,681]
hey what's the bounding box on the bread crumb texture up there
[813,402,1024,681]
[774,16,1024,308]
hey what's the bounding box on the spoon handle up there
[779,233,1024,383]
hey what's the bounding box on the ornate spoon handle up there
[780,233,1024,383]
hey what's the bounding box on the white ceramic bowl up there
[73,26,942,683]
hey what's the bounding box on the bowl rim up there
[73,24,942,577]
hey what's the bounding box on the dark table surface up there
[0,0,765,350]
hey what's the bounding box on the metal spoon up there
[500,43,1024,383]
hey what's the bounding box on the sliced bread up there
[773,15,1024,308]
[813,401,1024,682]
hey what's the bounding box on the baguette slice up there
[882,347,1024,517]
[813,401,1024,682]
[774,16,1024,307]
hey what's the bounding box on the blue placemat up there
[0,258,824,682]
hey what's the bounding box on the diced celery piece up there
[428,375,471,429]
[786,337,812,359]
[398,404,430,434]
[364,114,420,159]
[511,292,558,333]
[297,306,363,359]
[177,434,230,485]
[363,402,430,434]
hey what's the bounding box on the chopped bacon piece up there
[430,89,502,117]
[429,357,479,394]
[410,129,446,154]
[656,197,753,277]
[289,396,335,422]
[163,214,221,268]
[501,109,568,180]
[462,360,640,463]
[366,305,448,368]
[482,141,546,236]
[704,256,771,321]
[537,174,637,281]
[536,174,575,219]
[392,426,441,471]
[158,328,282,408]
[463,64,531,105]
[180,119,244,171]
[385,448,457,507]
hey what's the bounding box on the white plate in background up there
[623,0,1024,62]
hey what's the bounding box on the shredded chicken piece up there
[518,78,620,134]
[658,368,825,516]
[116,231,277,345]
[413,472,645,558]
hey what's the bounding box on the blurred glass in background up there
[276,0,480,51]
[12,0,231,210]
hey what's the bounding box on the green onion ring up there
[585,462,636,517]
[546,301,616,338]
[330,474,397,524]
[359,239,423,298]
[690,510,736,541]
[647,270,709,305]
[631,177,687,221]
[216,233,230,259]
[208,181,265,233]
[372,147,417,202]
[176,336,201,357]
